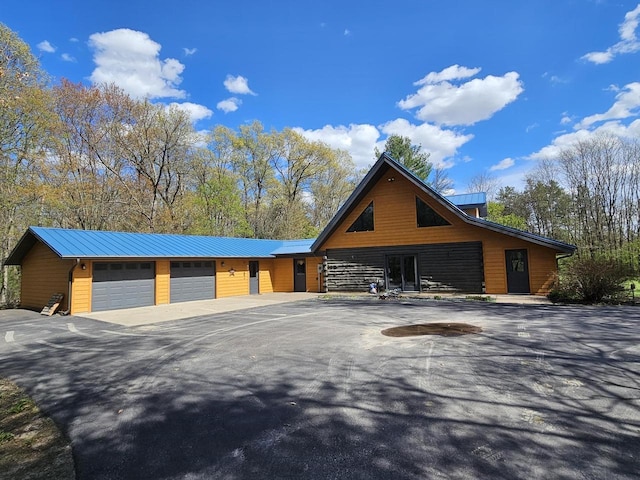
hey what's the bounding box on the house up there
[4,154,575,314]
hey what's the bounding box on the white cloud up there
[217,97,242,113]
[61,53,76,62]
[223,75,256,95]
[576,82,640,128]
[293,124,380,169]
[489,157,515,171]
[37,40,56,53]
[582,4,640,64]
[398,65,524,126]
[168,102,213,122]
[415,65,480,85]
[379,118,473,168]
[525,123,539,133]
[183,47,197,56]
[88,28,186,99]
[531,119,640,160]
[560,114,572,125]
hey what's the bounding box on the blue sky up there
[2,1,639,192]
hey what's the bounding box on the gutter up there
[60,258,80,315]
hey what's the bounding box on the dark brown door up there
[505,249,530,294]
[294,259,306,292]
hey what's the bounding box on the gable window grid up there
[347,201,374,232]
[416,196,450,228]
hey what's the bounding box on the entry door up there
[249,261,259,294]
[386,255,418,291]
[505,249,530,293]
[293,259,306,292]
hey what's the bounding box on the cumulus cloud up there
[223,75,256,95]
[575,82,640,129]
[531,119,640,160]
[183,47,197,56]
[217,97,242,113]
[582,4,640,64]
[88,28,186,99]
[489,158,515,171]
[380,118,473,168]
[398,65,524,126]
[167,102,213,122]
[61,53,76,62]
[293,124,380,169]
[37,40,56,53]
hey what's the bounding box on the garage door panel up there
[170,261,215,303]
[92,262,155,312]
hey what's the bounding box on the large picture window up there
[347,201,374,232]
[416,197,450,227]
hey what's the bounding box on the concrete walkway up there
[78,291,550,327]
[79,292,320,326]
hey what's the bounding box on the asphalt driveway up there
[1,299,639,479]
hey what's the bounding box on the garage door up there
[170,261,216,303]
[92,262,155,312]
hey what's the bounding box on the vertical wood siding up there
[21,242,74,312]
[319,168,561,295]
[155,260,170,304]
[71,261,92,314]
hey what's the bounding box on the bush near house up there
[548,256,635,304]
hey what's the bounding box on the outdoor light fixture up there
[221,261,225,266]
[80,263,86,270]
[229,268,235,276]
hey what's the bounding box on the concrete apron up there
[78,291,550,327]
[78,292,320,327]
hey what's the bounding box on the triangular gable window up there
[416,197,450,227]
[347,201,374,232]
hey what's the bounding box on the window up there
[416,197,450,227]
[347,201,374,232]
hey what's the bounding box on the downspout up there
[60,258,80,315]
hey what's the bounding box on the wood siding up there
[319,168,561,295]
[326,242,483,293]
[216,260,249,297]
[155,260,170,304]
[305,256,324,293]
[259,259,274,293]
[21,242,74,312]
[272,258,294,292]
[71,261,92,314]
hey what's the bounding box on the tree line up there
[2,22,639,305]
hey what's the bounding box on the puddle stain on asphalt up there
[381,323,482,337]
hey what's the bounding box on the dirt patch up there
[0,378,75,480]
[381,323,482,337]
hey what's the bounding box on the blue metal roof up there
[270,239,314,255]
[4,227,315,264]
[445,192,487,208]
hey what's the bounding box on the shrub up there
[549,256,634,304]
